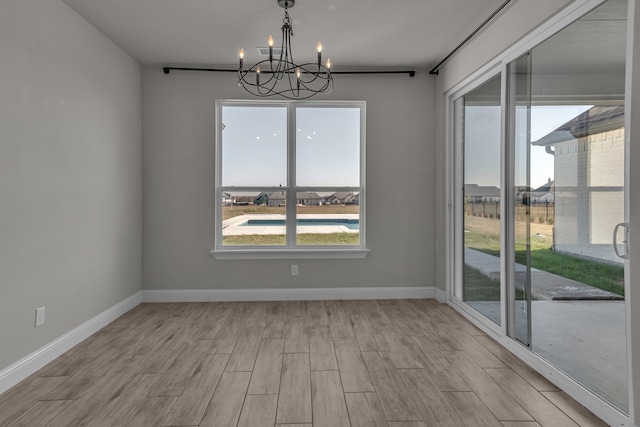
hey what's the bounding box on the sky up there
[527,105,592,188]
[221,106,360,188]
[222,103,591,192]
[464,104,592,190]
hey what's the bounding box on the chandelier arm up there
[296,64,331,83]
[240,66,331,98]
[261,70,280,96]
[274,21,290,79]
[286,65,297,97]
[284,26,294,67]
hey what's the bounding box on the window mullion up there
[286,104,297,248]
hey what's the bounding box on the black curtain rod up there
[162,66,415,77]
[429,0,512,75]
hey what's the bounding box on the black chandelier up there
[237,0,333,100]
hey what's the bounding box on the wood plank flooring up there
[0,300,608,426]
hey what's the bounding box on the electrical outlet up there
[35,307,46,327]
[291,264,299,276]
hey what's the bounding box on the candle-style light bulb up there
[326,58,331,70]
[296,68,301,89]
[317,41,322,65]
[268,35,274,62]
[256,66,260,85]
[239,48,244,69]
[268,35,274,47]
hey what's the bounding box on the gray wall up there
[142,68,435,290]
[0,0,142,371]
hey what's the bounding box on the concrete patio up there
[464,248,628,413]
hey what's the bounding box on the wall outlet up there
[291,264,299,276]
[35,307,46,327]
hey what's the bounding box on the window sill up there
[211,248,370,260]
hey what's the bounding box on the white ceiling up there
[61,0,508,69]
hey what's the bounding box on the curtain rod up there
[162,66,416,77]
[429,0,512,75]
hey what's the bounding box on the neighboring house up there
[296,192,323,206]
[464,184,500,203]
[537,192,555,203]
[254,192,269,205]
[267,191,286,206]
[222,192,233,206]
[326,191,357,205]
[532,105,624,263]
[531,179,555,203]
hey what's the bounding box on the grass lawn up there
[464,265,501,301]
[223,233,360,246]
[464,265,525,302]
[464,215,624,296]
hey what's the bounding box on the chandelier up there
[237,0,333,100]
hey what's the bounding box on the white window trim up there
[212,100,367,259]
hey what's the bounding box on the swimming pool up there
[240,218,359,230]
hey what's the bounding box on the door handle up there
[613,222,630,259]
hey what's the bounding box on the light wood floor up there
[0,299,608,426]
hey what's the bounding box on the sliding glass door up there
[454,74,503,327]
[452,0,629,414]
[508,0,629,412]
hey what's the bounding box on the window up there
[213,100,367,259]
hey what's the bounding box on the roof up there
[297,192,322,199]
[531,180,554,197]
[533,105,624,146]
[328,192,356,200]
[464,184,500,198]
[268,192,286,200]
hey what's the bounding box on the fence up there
[466,201,555,224]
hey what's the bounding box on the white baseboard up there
[0,291,142,395]
[435,287,448,303]
[0,286,434,395]
[142,286,435,302]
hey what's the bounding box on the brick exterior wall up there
[553,128,624,263]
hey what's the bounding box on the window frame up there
[212,100,368,259]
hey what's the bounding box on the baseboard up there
[142,286,435,302]
[0,286,433,395]
[435,287,448,303]
[0,291,142,395]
